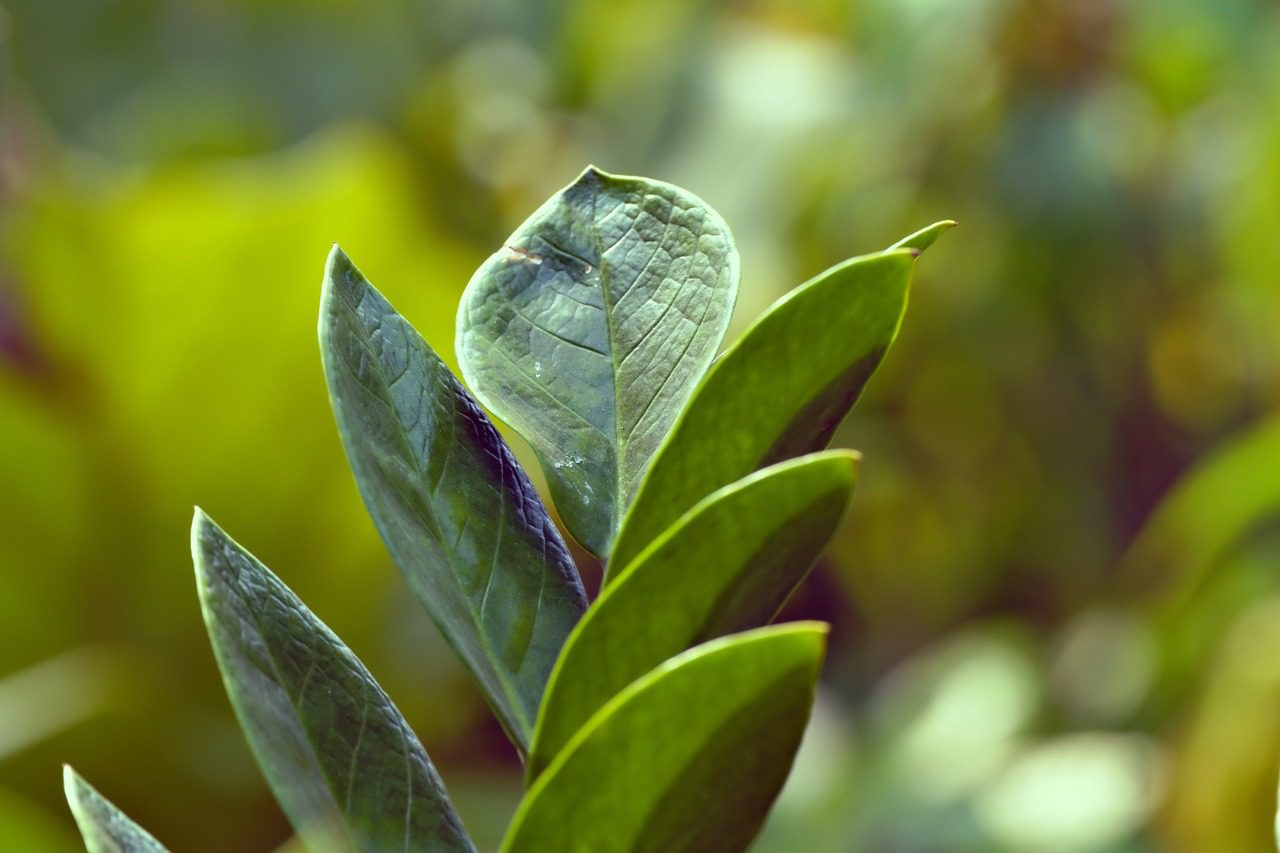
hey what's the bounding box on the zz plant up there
[63,168,950,852]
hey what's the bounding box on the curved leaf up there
[320,246,588,750]
[64,765,167,853]
[890,219,956,252]
[192,510,475,853]
[527,451,856,779]
[502,623,827,853]
[1122,414,1280,609]
[456,167,740,555]
[610,243,934,574]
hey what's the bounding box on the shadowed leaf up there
[64,765,167,853]
[192,511,475,853]
[320,247,588,751]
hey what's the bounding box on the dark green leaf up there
[609,233,946,574]
[502,623,827,853]
[320,246,588,751]
[63,765,167,853]
[456,167,739,555]
[192,510,475,853]
[527,451,856,779]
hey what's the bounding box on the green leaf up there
[1121,414,1280,610]
[889,219,956,252]
[502,623,827,853]
[610,234,945,574]
[191,510,476,853]
[63,765,167,853]
[456,167,740,556]
[320,246,588,751]
[527,450,857,779]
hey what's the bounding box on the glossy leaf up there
[890,219,956,252]
[502,623,827,853]
[192,511,476,853]
[63,765,167,853]
[610,233,947,573]
[527,451,857,779]
[456,167,740,555]
[320,246,588,750]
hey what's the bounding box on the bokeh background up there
[3,0,1280,850]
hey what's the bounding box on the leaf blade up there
[320,246,588,750]
[192,510,475,853]
[609,245,925,575]
[456,167,740,555]
[527,451,856,779]
[63,765,168,853]
[502,623,827,853]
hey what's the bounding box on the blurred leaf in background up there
[3,0,1280,849]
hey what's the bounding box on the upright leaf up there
[610,235,946,573]
[503,623,827,853]
[64,765,167,853]
[192,510,475,853]
[320,247,588,750]
[527,451,856,779]
[890,219,956,252]
[456,167,740,555]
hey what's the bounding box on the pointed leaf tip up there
[64,764,168,852]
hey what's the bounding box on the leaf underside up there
[503,624,827,853]
[457,166,740,556]
[609,240,937,575]
[320,247,588,751]
[64,765,168,853]
[527,451,857,779]
[192,510,475,853]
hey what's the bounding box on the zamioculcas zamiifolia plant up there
[63,168,950,852]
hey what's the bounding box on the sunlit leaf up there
[527,451,856,779]
[192,511,475,853]
[456,167,739,555]
[63,765,167,853]
[890,219,956,252]
[610,237,943,574]
[502,623,827,853]
[320,247,588,751]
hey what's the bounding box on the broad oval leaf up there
[320,246,588,751]
[192,510,476,853]
[456,167,740,556]
[502,623,827,853]
[609,234,947,575]
[527,451,856,779]
[64,765,168,853]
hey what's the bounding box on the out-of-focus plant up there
[60,168,948,850]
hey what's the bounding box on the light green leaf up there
[191,511,475,853]
[502,623,827,853]
[890,219,957,252]
[527,451,856,779]
[320,246,588,751]
[456,167,740,556]
[610,235,944,574]
[63,766,167,853]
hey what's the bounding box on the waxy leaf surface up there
[456,167,739,555]
[610,237,943,573]
[192,511,475,853]
[321,247,588,750]
[527,451,856,778]
[502,624,826,853]
[64,766,168,853]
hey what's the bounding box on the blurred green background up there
[2,0,1280,850]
